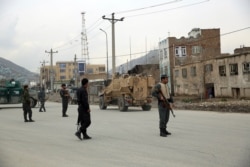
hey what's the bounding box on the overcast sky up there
[0,0,249,73]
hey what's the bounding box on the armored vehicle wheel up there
[118,96,128,111]
[99,96,107,110]
[30,97,37,108]
[141,105,151,111]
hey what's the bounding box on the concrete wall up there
[173,50,250,98]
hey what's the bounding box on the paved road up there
[0,102,249,167]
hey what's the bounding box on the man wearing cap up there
[60,83,69,117]
[152,74,174,137]
[22,85,35,122]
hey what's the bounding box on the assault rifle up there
[159,90,176,118]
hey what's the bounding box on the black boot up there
[164,129,171,135]
[24,115,28,122]
[160,128,167,137]
[82,129,91,139]
[75,126,82,140]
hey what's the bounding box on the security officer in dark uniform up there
[60,83,69,117]
[152,74,173,137]
[22,84,35,122]
[75,78,91,140]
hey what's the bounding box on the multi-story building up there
[158,28,221,95]
[40,61,106,89]
[174,47,250,98]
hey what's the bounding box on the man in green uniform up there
[38,87,46,112]
[152,75,173,137]
[22,84,35,122]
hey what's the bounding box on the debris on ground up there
[48,92,250,113]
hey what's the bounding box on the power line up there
[50,0,209,52]
[51,1,208,51]
[115,0,181,14]
[123,0,209,18]
[53,33,81,50]
[86,26,250,60]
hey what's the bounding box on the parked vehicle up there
[99,74,155,111]
[0,80,38,108]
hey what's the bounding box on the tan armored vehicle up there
[99,74,155,111]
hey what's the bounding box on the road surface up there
[0,102,249,167]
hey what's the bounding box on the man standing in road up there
[75,78,92,140]
[60,83,69,117]
[38,87,46,112]
[22,84,35,122]
[152,74,174,137]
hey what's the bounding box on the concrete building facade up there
[40,61,106,89]
[174,47,250,98]
[159,28,221,95]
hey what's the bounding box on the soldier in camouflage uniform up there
[22,85,35,122]
[38,87,46,112]
[152,75,173,137]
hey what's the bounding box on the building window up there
[159,50,163,61]
[60,76,66,80]
[182,68,187,78]
[175,46,186,57]
[164,48,168,58]
[192,46,201,54]
[205,64,213,72]
[175,70,179,77]
[219,65,226,76]
[181,47,186,56]
[87,68,93,74]
[190,66,196,76]
[60,69,66,73]
[59,63,66,69]
[99,67,105,72]
[243,62,250,74]
[164,66,168,75]
[229,64,238,75]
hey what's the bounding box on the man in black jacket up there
[75,78,91,140]
[60,84,69,117]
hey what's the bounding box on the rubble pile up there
[175,98,250,113]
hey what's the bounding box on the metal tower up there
[81,12,89,64]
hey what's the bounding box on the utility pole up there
[74,54,78,87]
[40,60,48,90]
[45,48,58,92]
[102,13,124,76]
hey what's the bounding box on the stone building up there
[159,28,221,95]
[174,47,250,98]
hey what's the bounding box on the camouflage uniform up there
[38,88,46,112]
[22,86,34,122]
